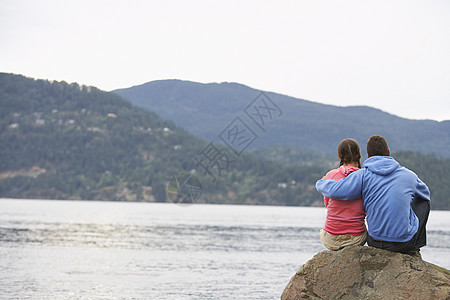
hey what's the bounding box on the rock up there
[281,246,450,299]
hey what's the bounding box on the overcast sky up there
[1,0,449,121]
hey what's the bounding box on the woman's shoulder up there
[324,168,342,180]
[325,166,361,180]
[339,165,360,177]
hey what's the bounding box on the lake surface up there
[1,199,449,299]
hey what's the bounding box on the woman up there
[320,138,367,251]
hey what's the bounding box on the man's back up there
[361,156,424,242]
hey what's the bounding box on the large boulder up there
[282,246,450,299]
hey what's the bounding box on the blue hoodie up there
[316,156,430,243]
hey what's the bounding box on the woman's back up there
[323,165,366,235]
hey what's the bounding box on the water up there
[0,199,449,299]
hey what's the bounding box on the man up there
[316,135,430,255]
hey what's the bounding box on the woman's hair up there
[338,138,361,168]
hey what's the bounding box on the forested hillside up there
[1,73,448,209]
[114,80,450,158]
[0,73,329,206]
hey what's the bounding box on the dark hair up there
[366,135,389,157]
[338,138,361,168]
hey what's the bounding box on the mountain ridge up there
[114,80,450,158]
[116,79,444,122]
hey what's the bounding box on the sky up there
[1,0,449,121]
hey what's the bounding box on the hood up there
[338,165,360,177]
[363,156,400,176]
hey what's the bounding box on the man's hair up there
[338,138,361,168]
[366,135,390,157]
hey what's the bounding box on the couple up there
[316,135,431,255]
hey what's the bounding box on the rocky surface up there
[281,246,450,299]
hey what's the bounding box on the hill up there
[114,80,450,158]
[0,73,329,206]
[1,73,449,209]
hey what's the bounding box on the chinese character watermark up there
[219,91,282,156]
[167,172,202,205]
[219,117,258,156]
[194,142,234,182]
[166,90,282,204]
[244,92,283,131]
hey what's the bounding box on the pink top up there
[323,166,366,235]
